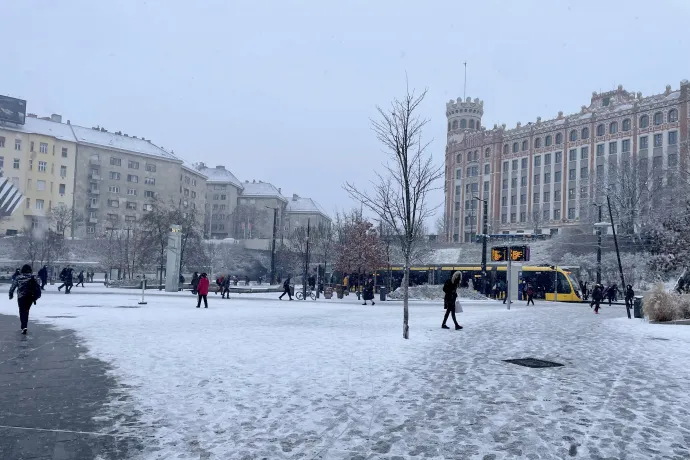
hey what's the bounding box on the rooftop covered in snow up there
[197,164,243,188]
[240,180,286,202]
[0,115,78,142]
[70,125,180,161]
[286,194,329,218]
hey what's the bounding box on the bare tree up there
[345,86,443,339]
[434,213,447,241]
[22,227,65,269]
[49,204,84,238]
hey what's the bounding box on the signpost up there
[491,245,530,309]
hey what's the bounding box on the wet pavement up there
[0,312,142,459]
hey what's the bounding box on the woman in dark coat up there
[442,271,463,330]
[362,277,375,306]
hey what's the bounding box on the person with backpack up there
[625,284,635,312]
[591,283,604,314]
[279,276,293,300]
[221,275,231,299]
[196,273,210,308]
[58,266,74,294]
[9,264,42,335]
[361,277,375,306]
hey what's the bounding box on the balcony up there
[89,157,100,165]
[89,188,100,195]
[89,202,99,209]
[89,217,98,224]
[90,172,101,180]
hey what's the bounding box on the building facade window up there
[597,124,604,136]
[622,139,630,152]
[484,164,490,174]
[13,159,19,169]
[609,142,617,154]
[669,109,678,123]
[456,153,462,163]
[543,191,550,202]
[128,160,139,169]
[654,112,663,125]
[512,142,519,153]
[15,139,21,150]
[39,142,48,153]
[108,185,120,193]
[62,147,68,158]
[545,135,552,147]
[570,130,577,142]
[581,146,588,159]
[622,119,631,131]
[544,153,551,165]
[503,144,509,154]
[127,174,139,183]
[127,188,137,195]
[109,172,121,180]
[522,140,528,151]
[640,136,648,149]
[654,133,663,147]
[59,184,65,195]
[534,138,541,148]
[569,149,576,162]
[581,127,589,139]
[60,165,67,177]
[38,161,47,172]
[110,157,121,166]
[145,177,155,185]
[609,122,618,134]
[145,191,155,198]
[555,171,561,182]
[669,131,678,145]
[640,115,649,128]
[534,174,540,185]
[544,172,551,183]
[555,151,562,163]
[581,166,588,179]
[521,158,528,168]
[555,133,562,144]
[534,155,541,166]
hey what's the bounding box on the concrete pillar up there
[165,224,182,292]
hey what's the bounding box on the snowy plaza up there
[1,287,689,459]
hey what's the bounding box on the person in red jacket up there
[196,273,210,308]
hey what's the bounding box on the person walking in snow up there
[221,275,231,299]
[362,277,375,306]
[9,264,42,335]
[76,270,85,288]
[625,284,635,311]
[196,273,210,308]
[11,268,20,281]
[591,283,604,314]
[442,271,463,330]
[191,271,199,295]
[279,276,293,300]
[58,266,74,294]
[526,283,535,306]
[37,265,48,290]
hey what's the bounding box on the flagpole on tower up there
[463,61,467,100]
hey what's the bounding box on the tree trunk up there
[403,258,410,339]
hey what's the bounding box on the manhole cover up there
[76,305,101,308]
[115,306,141,309]
[649,337,670,341]
[46,315,76,319]
[504,358,564,368]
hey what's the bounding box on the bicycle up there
[295,289,316,300]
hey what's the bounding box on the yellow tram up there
[376,263,582,302]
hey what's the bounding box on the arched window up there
[447,122,451,132]
[569,130,577,142]
[609,121,618,134]
[622,119,631,131]
[555,133,563,145]
[545,135,552,147]
[669,109,678,122]
[596,124,605,136]
[452,120,458,130]
[522,140,528,151]
[640,115,649,128]
[485,148,491,158]
[474,150,479,160]
[534,137,541,148]
[469,119,475,129]
[581,127,589,139]
[654,112,663,125]
[512,142,519,153]
[503,144,509,154]
[460,119,467,129]
[476,122,480,130]
[456,153,462,163]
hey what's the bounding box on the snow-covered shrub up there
[676,295,690,319]
[643,283,681,322]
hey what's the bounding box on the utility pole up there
[606,195,630,319]
[474,195,489,296]
[270,207,277,284]
[303,218,310,299]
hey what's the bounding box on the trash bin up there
[289,285,295,297]
[634,296,643,318]
[336,284,344,299]
[324,286,333,299]
[379,286,387,301]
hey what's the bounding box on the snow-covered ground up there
[4,285,690,459]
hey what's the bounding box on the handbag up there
[454,299,463,313]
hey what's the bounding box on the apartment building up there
[285,194,330,234]
[197,164,243,239]
[0,114,77,235]
[444,81,690,242]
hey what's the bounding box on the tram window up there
[557,273,571,294]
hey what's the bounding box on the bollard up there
[138,279,147,305]
[379,286,387,302]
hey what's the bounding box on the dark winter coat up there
[11,269,20,281]
[62,268,74,284]
[78,272,84,282]
[283,278,291,290]
[38,267,48,282]
[625,286,635,300]
[197,276,210,296]
[9,274,38,300]
[443,278,459,310]
[592,285,604,301]
[363,281,374,301]
[191,273,199,288]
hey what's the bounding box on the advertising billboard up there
[0,95,26,125]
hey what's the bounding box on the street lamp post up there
[592,203,603,285]
[473,195,489,296]
[266,206,278,285]
[606,194,630,319]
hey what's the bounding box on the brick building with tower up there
[444,80,690,242]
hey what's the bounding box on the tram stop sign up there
[491,245,530,262]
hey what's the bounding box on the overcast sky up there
[4,0,690,227]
